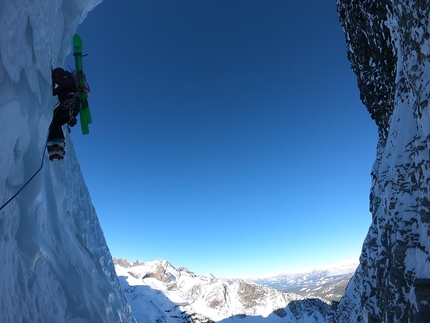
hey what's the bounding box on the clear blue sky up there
[69,0,376,277]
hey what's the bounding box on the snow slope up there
[114,258,335,323]
[0,1,136,322]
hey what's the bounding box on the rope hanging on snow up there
[0,105,61,212]
[0,148,47,212]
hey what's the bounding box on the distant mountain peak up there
[237,258,360,280]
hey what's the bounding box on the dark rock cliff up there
[336,1,430,322]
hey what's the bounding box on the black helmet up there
[52,67,64,75]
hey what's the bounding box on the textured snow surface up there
[0,1,136,322]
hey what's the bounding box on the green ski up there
[73,34,92,135]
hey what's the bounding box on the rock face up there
[336,1,430,322]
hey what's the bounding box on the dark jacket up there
[52,70,77,102]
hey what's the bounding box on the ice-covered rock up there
[336,1,430,321]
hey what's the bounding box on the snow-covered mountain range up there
[241,258,358,301]
[114,258,347,323]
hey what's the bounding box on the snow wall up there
[0,1,136,322]
[336,1,430,322]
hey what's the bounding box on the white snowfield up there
[0,1,136,322]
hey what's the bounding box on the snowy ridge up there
[114,258,335,323]
[0,1,136,322]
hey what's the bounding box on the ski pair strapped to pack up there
[73,34,92,135]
